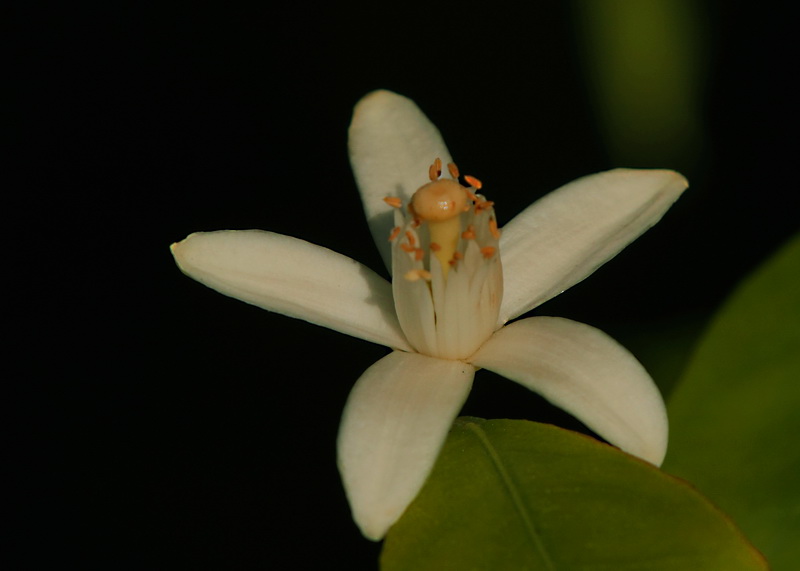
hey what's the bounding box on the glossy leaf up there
[664,233,800,569]
[382,418,765,570]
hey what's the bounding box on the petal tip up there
[354,88,403,110]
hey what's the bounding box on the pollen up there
[388,226,402,241]
[430,242,441,252]
[461,225,476,240]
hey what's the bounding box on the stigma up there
[384,158,503,360]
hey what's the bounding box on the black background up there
[14,2,794,568]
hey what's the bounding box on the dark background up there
[15,2,794,568]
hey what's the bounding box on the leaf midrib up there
[463,419,556,571]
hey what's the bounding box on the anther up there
[414,248,424,261]
[405,231,416,247]
[475,200,495,214]
[383,196,403,208]
[388,226,401,241]
[400,242,416,253]
[430,242,441,252]
[480,246,496,258]
[447,162,460,179]
[428,158,443,181]
[461,225,476,240]
[464,175,482,190]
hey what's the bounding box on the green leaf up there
[382,418,765,570]
[664,233,800,569]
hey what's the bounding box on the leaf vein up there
[463,419,556,571]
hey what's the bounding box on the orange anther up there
[447,162,460,179]
[400,243,416,253]
[481,246,496,258]
[414,248,424,261]
[461,225,476,240]
[475,200,495,214]
[388,226,401,241]
[489,217,501,239]
[453,252,463,260]
[428,157,443,181]
[464,175,482,190]
[383,196,403,208]
[430,242,442,251]
[405,231,416,247]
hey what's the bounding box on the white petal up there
[349,90,453,272]
[171,230,412,351]
[469,317,668,465]
[337,351,475,539]
[498,169,688,325]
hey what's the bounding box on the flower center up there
[383,158,503,360]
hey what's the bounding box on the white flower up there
[171,90,688,540]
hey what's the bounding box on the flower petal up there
[171,230,412,351]
[469,316,668,466]
[498,169,688,325]
[337,351,475,539]
[349,90,453,272]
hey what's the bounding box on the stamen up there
[430,242,441,252]
[388,226,401,241]
[461,225,476,240]
[464,175,482,190]
[489,217,501,239]
[383,196,403,208]
[428,158,443,181]
[414,248,424,261]
[448,252,463,267]
[405,231,416,247]
[404,269,432,281]
[481,246,496,258]
[475,200,495,214]
[400,242,416,253]
[447,162,460,179]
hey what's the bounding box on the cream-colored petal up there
[171,230,412,351]
[470,317,668,466]
[337,351,475,539]
[349,90,453,272]
[498,169,688,325]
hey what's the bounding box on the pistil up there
[410,169,468,279]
